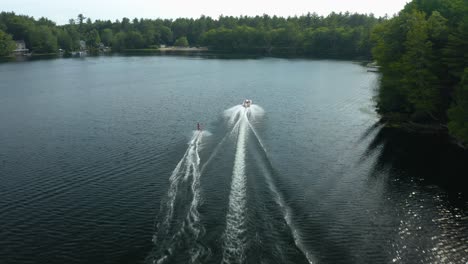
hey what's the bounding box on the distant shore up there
[158,47,209,52]
[121,46,209,53]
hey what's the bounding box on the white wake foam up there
[222,108,249,264]
[249,105,265,120]
[224,105,244,127]
[154,130,207,264]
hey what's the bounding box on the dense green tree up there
[111,31,144,51]
[121,17,131,32]
[77,14,86,32]
[443,17,468,80]
[0,29,15,56]
[86,29,101,48]
[100,28,113,46]
[158,26,173,44]
[138,20,159,46]
[188,15,212,45]
[37,17,56,27]
[371,0,467,144]
[0,13,35,46]
[200,13,378,57]
[270,24,302,54]
[57,29,73,50]
[174,36,189,47]
[1,11,381,56]
[111,32,126,51]
[448,68,468,143]
[125,31,144,48]
[171,19,190,41]
[371,15,409,113]
[400,10,439,117]
[28,25,57,53]
[202,28,234,51]
[65,25,80,50]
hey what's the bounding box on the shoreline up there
[157,47,209,52]
[1,51,373,63]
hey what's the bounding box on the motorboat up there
[242,99,252,108]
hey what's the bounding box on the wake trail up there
[153,130,207,264]
[187,130,210,263]
[222,108,249,264]
[246,118,315,264]
[246,121,267,156]
[158,133,198,232]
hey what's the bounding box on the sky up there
[2,0,409,25]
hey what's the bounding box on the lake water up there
[0,56,466,264]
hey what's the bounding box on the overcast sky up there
[3,0,409,25]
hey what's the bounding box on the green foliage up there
[0,12,35,49]
[112,31,145,51]
[136,20,159,46]
[29,25,57,53]
[125,31,144,48]
[202,26,273,53]
[65,26,80,50]
[57,29,73,50]
[201,13,379,57]
[158,26,173,44]
[0,11,381,57]
[372,0,468,143]
[427,11,448,41]
[448,68,468,143]
[111,32,126,51]
[443,17,468,79]
[77,14,86,32]
[400,10,438,115]
[86,29,101,48]
[171,19,190,41]
[100,28,113,46]
[270,24,302,54]
[303,27,361,57]
[0,29,15,56]
[174,36,189,47]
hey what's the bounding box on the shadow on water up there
[361,125,468,202]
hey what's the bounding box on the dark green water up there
[0,56,466,264]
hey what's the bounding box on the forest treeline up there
[0,12,381,57]
[371,0,467,145]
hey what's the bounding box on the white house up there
[13,40,29,55]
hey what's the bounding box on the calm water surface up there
[0,56,466,264]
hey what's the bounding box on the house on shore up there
[98,43,111,53]
[79,40,86,51]
[13,40,29,56]
[71,40,88,56]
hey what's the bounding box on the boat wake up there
[150,102,313,264]
[151,130,208,264]
[246,116,314,264]
[222,104,314,264]
[222,107,249,264]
